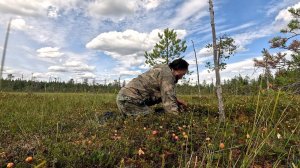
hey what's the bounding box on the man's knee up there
[116,93,154,116]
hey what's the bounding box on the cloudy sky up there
[0,0,299,84]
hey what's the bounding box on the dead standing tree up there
[0,19,12,89]
[208,0,236,122]
[191,40,201,97]
[209,0,225,122]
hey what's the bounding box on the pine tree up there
[269,7,300,70]
[145,28,187,66]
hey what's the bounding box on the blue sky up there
[0,0,299,84]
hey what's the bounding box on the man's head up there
[169,58,189,83]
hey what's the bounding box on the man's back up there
[119,64,178,113]
[123,64,173,99]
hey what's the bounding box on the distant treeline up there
[0,79,121,94]
[1,69,298,95]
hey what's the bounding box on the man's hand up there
[177,98,188,111]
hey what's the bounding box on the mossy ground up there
[0,91,299,167]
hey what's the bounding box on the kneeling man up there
[116,58,188,117]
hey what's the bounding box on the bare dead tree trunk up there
[166,30,169,64]
[191,40,201,97]
[0,19,12,89]
[209,0,225,122]
[265,58,270,91]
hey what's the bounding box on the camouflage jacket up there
[119,64,179,113]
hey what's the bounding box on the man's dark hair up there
[169,58,189,70]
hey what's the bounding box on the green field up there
[0,92,299,167]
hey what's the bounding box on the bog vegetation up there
[0,4,299,168]
[0,90,299,167]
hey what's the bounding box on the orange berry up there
[7,162,14,168]
[152,130,158,135]
[219,143,225,149]
[25,156,33,163]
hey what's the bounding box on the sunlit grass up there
[0,91,299,167]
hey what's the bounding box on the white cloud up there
[230,2,300,53]
[222,59,256,73]
[87,0,165,20]
[188,58,260,85]
[0,1,86,47]
[2,67,16,74]
[0,0,81,17]
[0,1,83,46]
[0,0,48,16]
[198,47,213,58]
[72,64,95,72]
[86,28,187,78]
[2,0,296,84]
[232,31,269,51]
[1,66,35,80]
[139,64,150,70]
[266,0,300,16]
[170,0,208,27]
[63,60,95,72]
[47,6,59,18]
[275,2,300,23]
[0,0,163,23]
[63,61,82,67]
[37,47,64,58]
[143,0,161,10]
[276,8,293,22]
[31,72,63,81]
[87,0,136,19]
[48,66,68,72]
[219,21,257,34]
[77,72,96,79]
[120,70,142,76]
[38,55,97,78]
[11,18,32,30]
[87,29,156,55]
[86,29,187,67]
[32,72,46,78]
[225,2,300,53]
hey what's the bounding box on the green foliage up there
[0,79,120,93]
[144,28,187,66]
[269,7,300,71]
[253,48,285,89]
[253,7,300,91]
[0,92,299,167]
[206,35,237,72]
[274,69,299,86]
[2,74,299,95]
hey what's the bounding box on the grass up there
[0,91,299,167]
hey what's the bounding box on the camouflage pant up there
[116,93,152,116]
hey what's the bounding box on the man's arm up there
[160,75,179,115]
[177,98,188,108]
